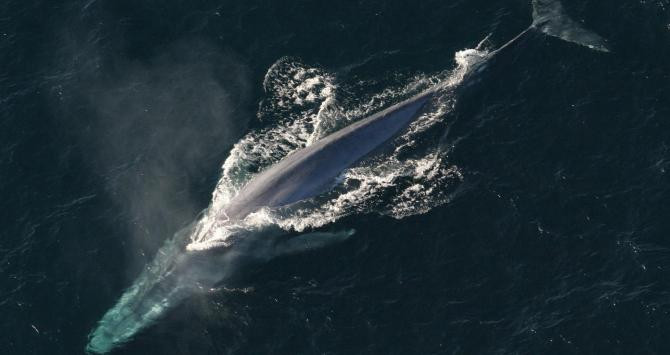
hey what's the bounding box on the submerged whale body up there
[87,1,611,353]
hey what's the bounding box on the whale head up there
[85,223,346,354]
[86,227,239,354]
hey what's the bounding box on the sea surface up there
[2,0,670,354]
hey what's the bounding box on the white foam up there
[187,47,487,250]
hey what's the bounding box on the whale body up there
[223,91,434,221]
[87,1,611,353]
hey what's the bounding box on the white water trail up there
[187,48,488,251]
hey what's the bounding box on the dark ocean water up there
[2,0,670,354]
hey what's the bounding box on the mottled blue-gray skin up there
[223,90,434,220]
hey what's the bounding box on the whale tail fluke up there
[531,0,609,52]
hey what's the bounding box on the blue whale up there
[86,1,609,353]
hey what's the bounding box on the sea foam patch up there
[188,48,488,250]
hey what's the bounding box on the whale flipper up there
[532,0,609,52]
[272,229,355,257]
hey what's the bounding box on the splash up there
[188,48,487,251]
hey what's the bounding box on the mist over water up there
[2,0,670,354]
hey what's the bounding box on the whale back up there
[223,90,433,220]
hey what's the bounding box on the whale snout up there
[85,242,226,353]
